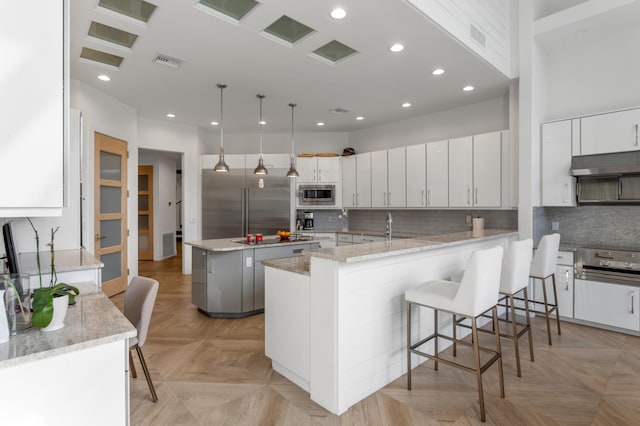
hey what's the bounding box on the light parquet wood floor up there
[111,245,640,425]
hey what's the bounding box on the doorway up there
[94,132,128,297]
[137,165,154,261]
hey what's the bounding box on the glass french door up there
[138,165,154,261]
[94,132,128,296]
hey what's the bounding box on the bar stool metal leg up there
[434,309,439,371]
[407,301,412,390]
[493,306,505,398]
[508,294,522,377]
[523,288,534,362]
[541,277,553,345]
[552,274,562,335]
[129,350,137,378]
[471,317,485,422]
[453,314,457,357]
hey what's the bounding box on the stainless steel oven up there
[576,247,640,285]
[297,184,336,206]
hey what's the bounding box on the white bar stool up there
[405,246,504,423]
[530,233,561,345]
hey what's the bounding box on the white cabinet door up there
[532,265,574,319]
[426,140,448,207]
[473,132,501,207]
[581,108,640,155]
[342,156,357,208]
[317,157,340,182]
[406,144,426,208]
[448,137,473,207]
[356,153,372,207]
[575,279,640,331]
[370,150,388,207]
[0,0,65,216]
[296,157,317,182]
[541,120,577,206]
[387,147,406,208]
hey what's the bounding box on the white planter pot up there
[42,294,69,332]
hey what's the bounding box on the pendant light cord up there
[217,83,226,149]
[289,103,296,158]
[258,95,264,158]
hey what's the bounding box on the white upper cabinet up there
[541,120,578,206]
[297,156,340,183]
[448,137,473,207]
[341,156,357,208]
[0,0,66,216]
[387,147,406,208]
[356,153,372,208]
[473,132,502,208]
[406,144,426,208]
[426,140,449,207]
[370,150,388,208]
[581,108,640,155]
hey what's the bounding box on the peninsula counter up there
[264,229,517,415]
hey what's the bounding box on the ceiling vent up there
[331,107,350,115]
[153,53,184,68]
[470,23,486,48]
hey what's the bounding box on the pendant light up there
[213,83,230,172]
[286,103,300,178]
[253,94,268,175]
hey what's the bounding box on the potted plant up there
[27,220,79,330]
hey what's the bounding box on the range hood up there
[570,150,640,176]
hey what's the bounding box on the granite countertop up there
[186,236,326,252]
[0,282,136,369]
[19,249,103,275]
[262,229,518,273]
[262,256,311,276]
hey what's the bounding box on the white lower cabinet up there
[533,250,574,319]
[575,279,640,332]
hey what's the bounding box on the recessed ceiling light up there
[402,102,411,108]
[259,120,266,125]
[330,7,347,19]
[317,122,325,126]
[166,113,176,118]
[98,74,111,81]
[389,43,404,53]
[463,85,475,92]
[356,116,364,120]
[432,68,445,75]
[210,121,219,126]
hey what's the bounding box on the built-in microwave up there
[298,184,336,206]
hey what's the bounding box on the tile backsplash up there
[300,209,518,235]
[534,206,640,249]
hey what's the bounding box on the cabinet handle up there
[293,248,303,254]
[427,189,431,206]
[475,187,478,205]
[388,192,391,206]
[467,187,470,205]
[383,192,387,206]
[318,169,321,181]
[421,190,425,206]
[565,270,569,291]
[635,124,638,146]
[631,291,635,314]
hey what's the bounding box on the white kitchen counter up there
[186,236,326,252]
[18,249,104,288]
[264,229,517,415]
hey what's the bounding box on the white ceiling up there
[70,0,511,134]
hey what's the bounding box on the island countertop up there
[186,236,325,252]
[0,282,136,369]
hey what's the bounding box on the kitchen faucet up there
[385,212,393,242]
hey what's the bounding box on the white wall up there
[542,23,640,121]
[138,150,178,261]
[347,96,509,152]
[70,79,139,278]
[137,118,199,274]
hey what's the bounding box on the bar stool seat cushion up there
[405,280,459,311]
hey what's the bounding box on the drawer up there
[353,235,386,244]
[556,250,574,266]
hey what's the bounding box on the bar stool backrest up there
[124,276,159,348]
[530,233,560,279]
[454,246,504,317]
[500,239,533,294]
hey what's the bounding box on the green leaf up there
[32,288,54,328]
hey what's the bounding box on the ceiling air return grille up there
[470,23,486,48]
[331,107,350,115]
[153,53,184,68]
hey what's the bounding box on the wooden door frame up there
[94,132,128,296]
[138,165,154,261]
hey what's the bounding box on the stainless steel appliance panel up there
[191,247,207,310]
[202,169,245,239]
[246,169,291,236]
[207,250,243,313]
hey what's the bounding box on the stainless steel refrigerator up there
[202,166,291,239]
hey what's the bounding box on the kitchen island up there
[186,237,321,317]
[0,282,136,425]
[263,229,517,415]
